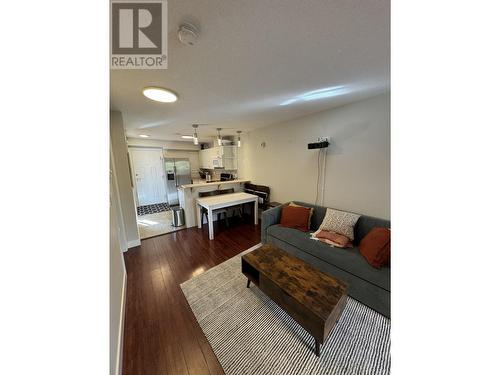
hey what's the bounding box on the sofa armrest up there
[261,205,283,243]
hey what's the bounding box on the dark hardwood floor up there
[122,218,261,375]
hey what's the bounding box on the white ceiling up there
[110,0,389,142]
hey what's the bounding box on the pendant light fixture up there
[217,128,222,146]
[192,124,199,145]
[237,130,242,147]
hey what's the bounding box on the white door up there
[129,148,167,206]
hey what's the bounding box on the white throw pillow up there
[318,208,361,241]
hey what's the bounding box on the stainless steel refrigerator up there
[165,158,191,206]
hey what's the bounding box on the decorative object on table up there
[181,245,391,375]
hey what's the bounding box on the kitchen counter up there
[180,179,250,189]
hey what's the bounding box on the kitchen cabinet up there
[199,146,238,170]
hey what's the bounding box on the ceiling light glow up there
[280,85,349,106]
[143,87,178,103]
[139,134,150,138]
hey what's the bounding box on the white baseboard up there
[115,272,127,375]
[127,239,141,248]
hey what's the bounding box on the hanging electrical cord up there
[312,139,329,205]
[321,147,327,205]
[315,149,321,205]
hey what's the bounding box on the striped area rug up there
[181,244,391,374]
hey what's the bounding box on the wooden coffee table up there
[241,244,348,356]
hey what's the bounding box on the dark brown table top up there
[242,244,348,321]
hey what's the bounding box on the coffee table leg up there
[314,338,320,357]
[246,279,251,288]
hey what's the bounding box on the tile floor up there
[137,202,170,216]
[137,210,185,239]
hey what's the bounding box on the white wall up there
[110,176,127,375]
[110,111,140,247]
[239,93,390,219]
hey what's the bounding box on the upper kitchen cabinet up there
[199,146,238,170]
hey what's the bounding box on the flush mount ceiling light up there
[237,130,242,147]
[216,128,222,146]
[192,124,199,145]
[142,87,178,103]
[280,85,349,106]
[139,134,150,138]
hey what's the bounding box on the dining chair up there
[199,190,229,227]
[218,188,243,219]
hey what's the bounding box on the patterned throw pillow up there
[318,208,361,241]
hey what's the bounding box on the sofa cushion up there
[267,224,390,291]
[359,227,391,268]
[280,205,311,232]
[317,208,361,240]
[289,202,314,228]
[312,230,352,248]
[354,215,391,245]
[292,202,326,230]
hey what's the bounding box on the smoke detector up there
[178,23,199,46]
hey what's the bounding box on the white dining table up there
[196,192,259,240]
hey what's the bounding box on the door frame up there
[128,147,167,208]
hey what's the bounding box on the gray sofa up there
[261,202,390,317]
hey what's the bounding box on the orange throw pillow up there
[280,205,311,232]
[359,227,391,268]
[289,202,314,228]
[315,230,353,248]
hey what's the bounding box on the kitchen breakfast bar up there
[178,179,259,239]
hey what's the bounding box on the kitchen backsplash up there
[200,168,238,180]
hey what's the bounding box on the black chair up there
[218,188,243,219]
[199,190,229,227]
[243,183,271,219]
[243,183,271,209]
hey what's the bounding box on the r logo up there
[112,2,162,54]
